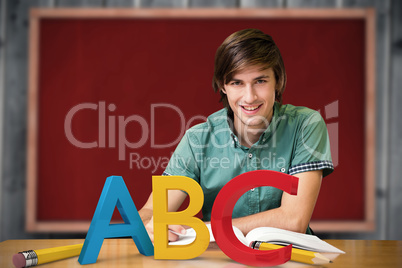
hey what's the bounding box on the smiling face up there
[222,65,276,134]
[213,29,287,118]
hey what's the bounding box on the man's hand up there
[144,216,187,242]
[139,190,188,242]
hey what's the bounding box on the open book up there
[169,224,344,254]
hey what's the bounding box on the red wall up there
[37,18,365,221]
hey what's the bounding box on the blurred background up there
[0,0,401,242]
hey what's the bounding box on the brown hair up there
[212,29,287,114]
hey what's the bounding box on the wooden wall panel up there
[105,0,136,7]
[56,0,103,7]
[189,0,237,7]
[388,0,402,240]
[287,0,337,7]
[240,0,283,7]
[140,0,186,7]
[0,0,6,243]
[1,0,54,241]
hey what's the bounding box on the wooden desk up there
[1,239,401,267]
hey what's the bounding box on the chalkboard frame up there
[26,8,376,232]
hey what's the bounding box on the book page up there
[169,224,214,245]
[169,224,247,246]
[245,227,345,253]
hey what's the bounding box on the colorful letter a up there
[78,176,154,265]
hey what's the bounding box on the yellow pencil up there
[12,243,83,267]
[250,241,332,265]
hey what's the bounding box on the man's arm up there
[139,190,188,242]
[231,170,322,235]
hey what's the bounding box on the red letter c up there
[211,170,298,267]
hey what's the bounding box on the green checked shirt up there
[163,102,333,225]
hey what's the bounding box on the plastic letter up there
[152,176,209,259]
[211,170,299,267]
[78,176,154,265]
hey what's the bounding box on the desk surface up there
[1,239,401,268]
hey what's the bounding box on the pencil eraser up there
[12,253,26,268]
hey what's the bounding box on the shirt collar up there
[261,101,280,138]
[226,102,280,147]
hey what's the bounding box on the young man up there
[139,29,333,242]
